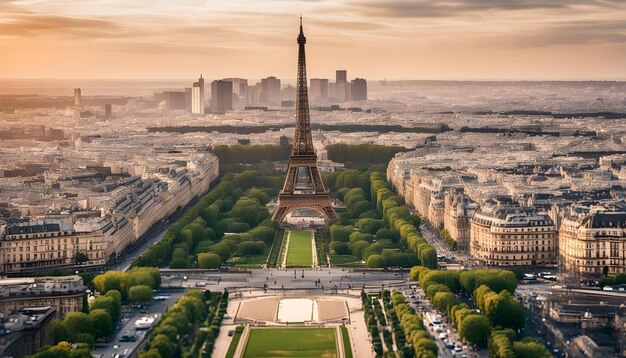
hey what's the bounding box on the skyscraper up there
[211,80,233,113]
[335,70,350,101]
[261,76,281,104]
[336,70,347,84]
[191,75,205,114]
[224,78,248,101]
[351,78,367,101]
[73,88,81,107]
[310,79,329,101]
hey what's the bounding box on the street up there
[92,289,184,358]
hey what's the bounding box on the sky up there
[0,0,625,80]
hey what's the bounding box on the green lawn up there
[286,230,313,267]
[243,328,337,358]
[340,326,353,358]
[232,249,269,268]
[225,326,244,358]
[330,255,365,267]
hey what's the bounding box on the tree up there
[367,254,385,268]
[89,309,113,338]
[236,241,266,255]
[351,241,370,259]
[52,320,69,344]
[170,257,191,269]
[139,349,163,358]
[105,290,122,321]
[93,271,127,295]
[151,334,175,358]
[30,342,93,358]
[63,312,94,339]
[198,253,223,269]
[128,285,153,304]
[513,338,553,358]
[459,314,491,347]
[75,252,88,264]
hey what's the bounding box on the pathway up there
[280,231,291,268]
[311,230,318,267]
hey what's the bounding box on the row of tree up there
[134,171,282,269]
[371,172,438,268]
[139,290,212,358]
[29,341,92,358]
[489,329,553,358]
[361,291,384,356]
[390,290,438,357]
[382,290,412,358]
[327,144,407,165]
[599,273,626,286]
[409,266,546,354]
[92,267,161,301]
[44,289,123,354]
[212,144,291,166]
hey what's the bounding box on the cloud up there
[0,14,124,38]
[343,0,622,18]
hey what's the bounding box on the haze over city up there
[1,0,625,80]
[0,1,625,358]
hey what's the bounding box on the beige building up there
[470,197,557,266]
[0,154,219,275]
[443,189,477,249]
[0,276,84,318]
[559,211,626,275]
[0,216,132,274]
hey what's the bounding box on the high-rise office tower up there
[211,80,233,113]
[310,79,329,101]
[335,70,350,101]
[351,78,367,101]
[336,81,351,101]
[246,84,261,105]
[73,88,81,107]
[191,75,205,114]
[224,78,248,101]
[261,76,281,104]
[336,70,347,84]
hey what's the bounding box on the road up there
[160,267,409,292]
[93,289,184,358]
[419,222,475,267]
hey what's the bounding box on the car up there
[439,333,447,339]
[120,335,137,342]
[446,342,455,349]
[455,346,463,352]
[113,345,119,350]
[228,330,235,337]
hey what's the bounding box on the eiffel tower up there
[272,18,337,222]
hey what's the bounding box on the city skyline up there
[1,0,625,80]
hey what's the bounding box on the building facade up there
[470,197,557,266]
[0,307,55,358]
[351,78,367,101]
[191,75,205,114]
[0,276,84,318]
[443,188,476,249]
[0,155,218,274]
[210,80,233,113]
[310,78,329,101]
[559,211,626,275]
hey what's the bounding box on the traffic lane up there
[93,291,184,357]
